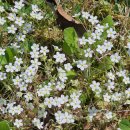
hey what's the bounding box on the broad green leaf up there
[63,27,79,55]
[0,56,8,65]
[0,47,16,65]
[66,71,76,79]
[119,119,130,130]
[101,15,114,27]
[5,47,16,62]
[64,27,78,45]
[0,120,10,130]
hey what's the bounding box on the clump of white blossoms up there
[30,4,43,20]
[55,111,74,124]
[0,1,129,129]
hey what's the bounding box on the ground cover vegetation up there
[0,0,130,130]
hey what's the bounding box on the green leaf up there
[0,120,10,130]
[66,71,76,79]
[80,93,88,104]
[119,119,130,130]
[101,15,114,27]
[23,41,33,53]
[0,55,8,65]
[5,47,16,62]
[63,27,79,55]
[0,47,16,65]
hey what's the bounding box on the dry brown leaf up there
[57,5,80,24]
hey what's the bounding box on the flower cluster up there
[55,111,74,124]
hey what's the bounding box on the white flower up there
[70,91,81,99]
[70,91,81,109]
[125,88,130,98]
[79,36,87,45]
[0,48,5,56]
[103,93,111,102]
[7,25,17,34]
[92,30,102,40]
[15,17,25,26]
[110,53,121,63]
[88,15,99,25]
[37,85,52,97]
[14,119,23,128]
[8,105,23,115]
[82,11,90,19]
[77,60,88,71]
[96,45,106,54]
[106,80,115,90]
[56,81,65,91]
[116,70,126,77]
[0,6,5,12]
[30,5,43,20]
[95,24,104,33]
[55,111,74,124]
[70,99,81,110]
[19,82,27,91]
[88,107,98,121]
[0,72,6,80]
[30,11,43,20]
[31,44,40,51]
[32,5,40,12]
[86,37,95,45]
[90,81,101,95]
[15,105,23,114]
[12,76,22,86]
[0,17,6,25]
[58,68,67,82]
[53,52,66,63]
[16,33,26,41]
[32,118,43,129]
[127,42,130,49]
[24,93,33,102]
[23,23,32,34]
[25,66,36,77]
[111,92,121,101]
[31,59,41,68]
[84,48,93,58]
[14,1,24,10]
[11,7,18,13]
[14,57,23,65]
[104,40,113,50]
[44,97,53,108]
[40,46,49,56]
[107,72,115,80]
[30,51,39,59]
[26,103,34,110]
[123,76,130,84]
[64,63,73,71]
[8,13,16,21]
[5,63,15,73]
[105,111,113,119]
[107,28,116,39]
[38,109,47,118]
